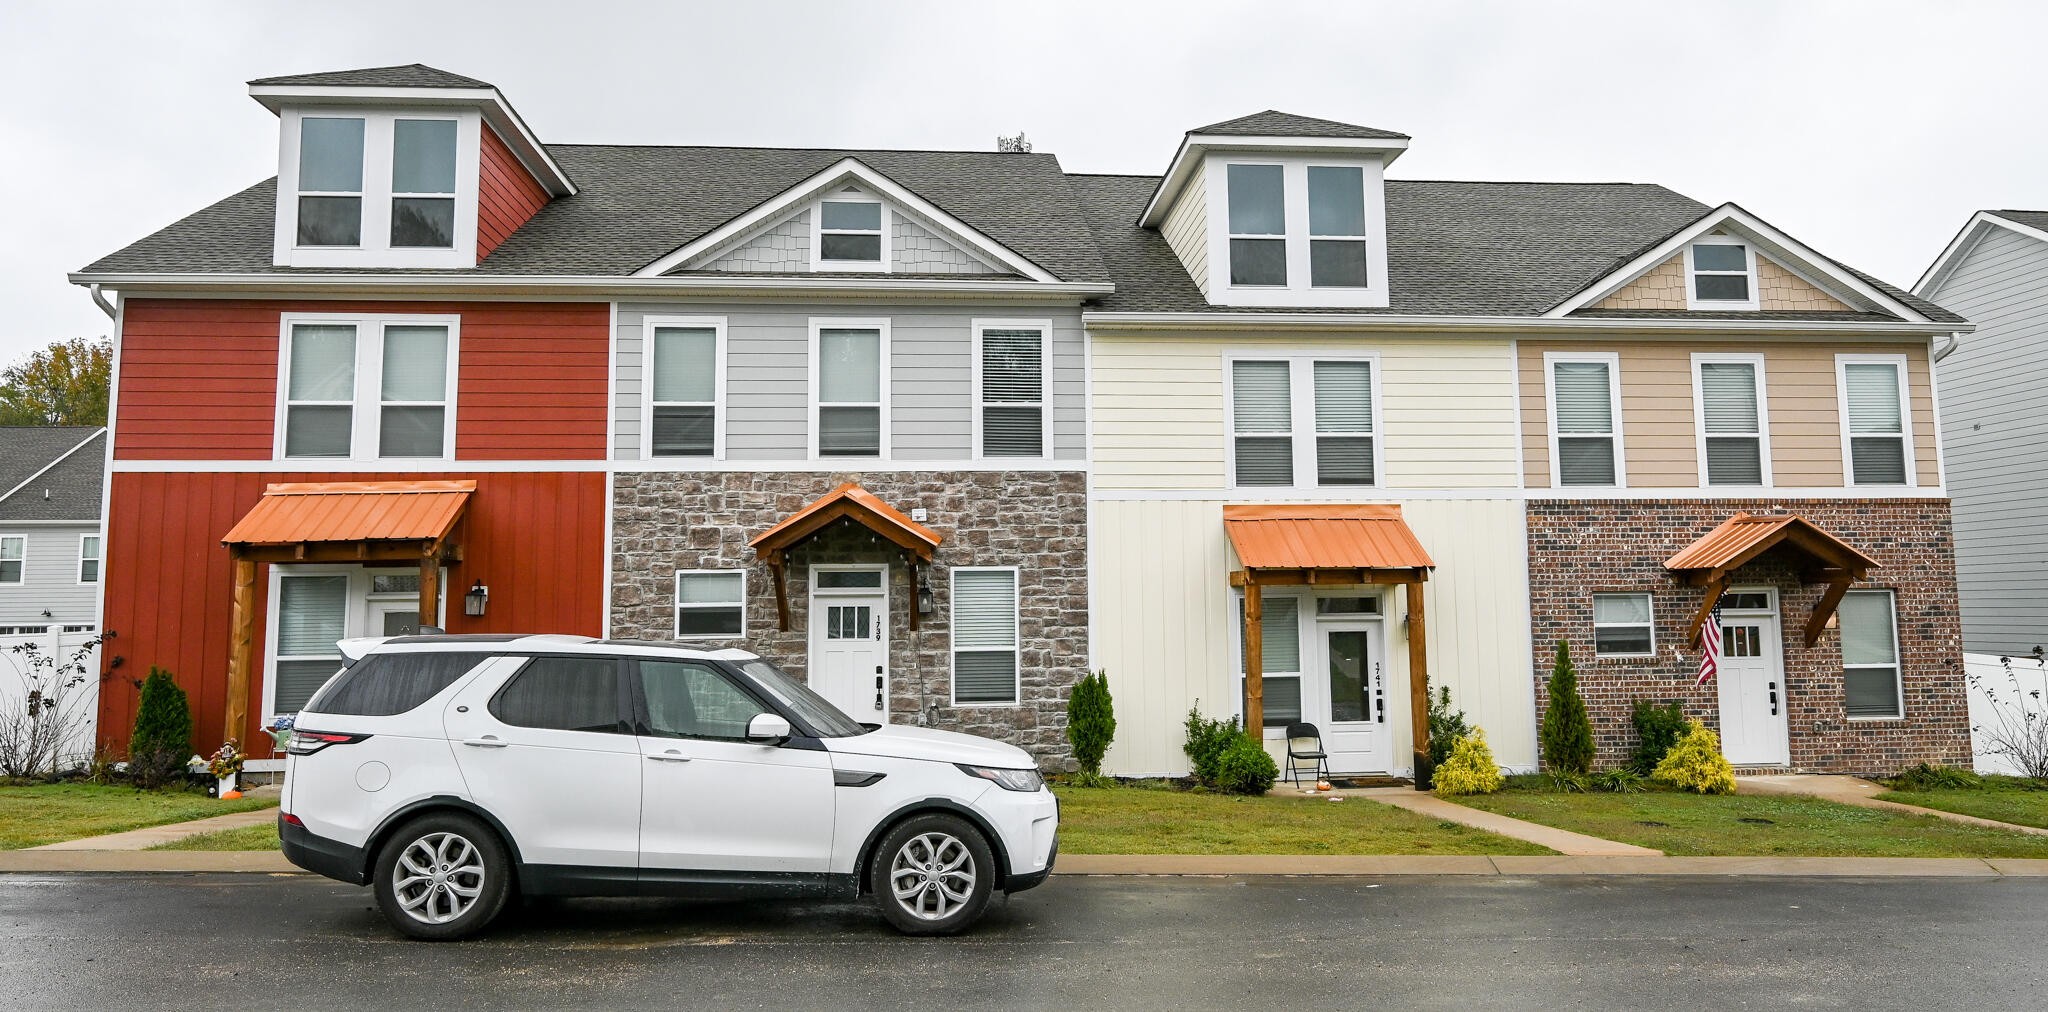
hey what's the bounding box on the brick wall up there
[1526,498,1969,774]
[610,470,1089,766]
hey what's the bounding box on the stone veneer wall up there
[610,470,1089,767]
[1526,499,1969,773]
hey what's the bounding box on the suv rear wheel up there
[372,812,513,941]
[869,813,995,935]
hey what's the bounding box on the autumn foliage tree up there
[0,338,112,426]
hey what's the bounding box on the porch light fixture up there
[916,571,935,618]
[464,580,489,617]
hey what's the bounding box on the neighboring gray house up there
[0,427,105,632]
[1917,211,2048,655]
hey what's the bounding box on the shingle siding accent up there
[1758,257,1851,312]
[892,214,1000,275]
[1592,254,1688,311]
[707,211,811,272]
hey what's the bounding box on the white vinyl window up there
[815,198,885,268]
[1226,164,1288,287]
[1307,166,1369,288]
[279,315,457,461]
[1229,356,1377,488]
[77,535,99,585]
[275,109,478,269]
[389,119,459,249]
[951,568,1019,705]
[811,320,888,457]
[1546,353,1624,487]
[1693,355,1770,486]
[1685,236,1759,310]
[675,571,745,639]
[644,318,724,458]
[973,321,1050,458]
[1236,593,1303,729]
[0,536,22,585]
[295,117,366,247]
[1209,156,1388,307]
[1592,593,1654,657]
[1840,589,1902,719]
[273,573,349,715]
[1839,356,1913,486]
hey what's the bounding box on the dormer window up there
[296,118,365,246]
[274,109,480,269]
[814,196,887,270]
[1227,165,1286,285]
[1685,237,1759,310]
[390,119,458,247]
[1204,154,1390,308]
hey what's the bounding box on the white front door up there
[1313,620,1390,773]
[808,567,889,722]
[1716,607,1790,766]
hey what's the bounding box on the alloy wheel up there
[888,831,977,921]
[391,831,487,925]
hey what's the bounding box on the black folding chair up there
[1284,722,1330,787]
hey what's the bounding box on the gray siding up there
[1929,224,2048,654]
[614,302,1085,463]
[708,210,810,272]
[0,524,99,626]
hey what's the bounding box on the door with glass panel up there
[807,568,888,721]
[1311,613,1389,773]
[1714,595,1790,766]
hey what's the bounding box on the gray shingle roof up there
[248,64,492,89]
[0,428,103,522]
[1190,111,1408,141]
[1992,210,2048,233]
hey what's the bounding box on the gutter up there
[88,284,116,320]
[67,272,1115,302]
[1934,332,1963,362]
[1083,310,1974,338]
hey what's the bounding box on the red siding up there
[97,469,607,754]
[477,124,551,261]
[116,300,609,461]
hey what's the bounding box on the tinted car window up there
[491,656,626,734]
[306,652,490,716]
[640,660,770,740]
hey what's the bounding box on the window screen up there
[1843,363,1908,485]
[308,652,490,716]
[491,656,626,733]
[1552,360,1618,485]
[979,328,1044,457]
[1698,361,1763,485]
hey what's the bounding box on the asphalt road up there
[1,873,2043,1010]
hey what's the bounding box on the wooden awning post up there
[766,552,792,632]
[419,543,441,629]
[223,549,257,746]
[1804,574,1854,647]
[1405,578,1432,789]
[1243,579,1265,735]
[907,558,921,633]
[1686,576,1730,646]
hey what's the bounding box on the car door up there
[632,657,836,874]
[442,654,641,870]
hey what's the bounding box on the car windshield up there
[739,659,870,738]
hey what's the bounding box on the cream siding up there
[1161,172,1209,295]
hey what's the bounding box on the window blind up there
[1233,361,1293,486]
[277,575,347,657]
[981,329,1043,457]
[1552,362,1613,433]
[1844,363,1907,483]
[1240,596,1302,673]
[952,569,1018,704]
[652,327,716,403]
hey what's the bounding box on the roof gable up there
[1191,110,1409,141]
[0,428,105,522]
[247,64,492,89]
[1915,210,2048,296]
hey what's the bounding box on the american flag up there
[1697,612,1722,686]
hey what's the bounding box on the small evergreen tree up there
[128,668,193,789]
[1426,682,1472,770]
[1541,640,1594,774]
[1433,728,1505,797]
[1065,669,1117,777]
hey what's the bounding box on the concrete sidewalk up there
[29,807,279,852]
[1358,787,1662,856]
[1738,774,2048,837]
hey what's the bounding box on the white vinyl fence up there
[1965,651,2048,777]
[0,625,101,775]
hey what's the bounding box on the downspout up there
[88,284,116,320]
[1934,331,1962,363]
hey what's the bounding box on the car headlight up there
[956,764,1044,792]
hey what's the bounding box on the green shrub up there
[1591,769,1647,794]
[1546,770,1592,793]
[1890,762,1981,791]
[128,668,194,790]
[1063,770,1117,789]
[1210,734,1279,795]
[1066,669,1117,776]
[1182,706,1240,786]
[1651,719,1737,795]
[1628,700,1688,775]
[1426,682,1472,770]
[1432,729,1504,796]
[1541,640,1594,775]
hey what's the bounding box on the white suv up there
[279,634,1057,939]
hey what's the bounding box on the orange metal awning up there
[1223,503,1434,575]
[1663,511,1877,578]
[222,480,476,547]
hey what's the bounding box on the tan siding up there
[1161,173,1209,295]
[1758,257,1851,311]
[1592,251,1853,312]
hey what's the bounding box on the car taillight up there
[281,812,304,827]
[285,730,371,756]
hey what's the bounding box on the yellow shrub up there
[1433,728,1504,796]
[1651,719,1738,795]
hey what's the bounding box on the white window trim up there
[1842,588,1905,721]
[1683,235,1761,311]
[639,316,727,460]
[1591,592,1657,658]
[949,565,1021,708]
[1222,352,1383,490]
[810,563,889,597]
[76,534,99,586]
[272,107,482,270]
[0,534,23,585]
[1690,352,1774,489]
[275,313,462,463]
[1835,353,1917,488]
[1202,153,1391,309]
[807,317,892,460]
[809,192,892,273]
[1543,351,1627,489]
[970,318,1054,462]
[673,569,746,640]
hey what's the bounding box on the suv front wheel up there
[869,813,995,935]
[372,812,513,941]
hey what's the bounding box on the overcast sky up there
[4,0,2043,365]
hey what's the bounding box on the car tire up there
[869,813,996,935]
[372,812,514,941]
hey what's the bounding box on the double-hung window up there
[296,117,366,246]
[0,536,22,585]
[273,573,349,715]
[281,316,457,461]
[1686,237,1758,310]
[1226,164,1288,286]
[1209,156,1388,307]
[974,321,1049,458]
[645,319,723,458]
[1237,594,1302,728]
[1694,355,1769,486]
[1840,589,1902,719]
[280,111,473,267]
[1307,166,1368,288]
[1592,593,1654,657]
[1229,356,1377,488]
[812,321,887,457]
[78,535,100,584]
[817,198,885,267]
[389,119,458,248]
[1839,357,1912,485]
[1547,353,1623,487]
[675,571,745,638]
[951,568,1019,705]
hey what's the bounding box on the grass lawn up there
[1053,785,1552,855]
[0,783,276,850]
[149,821,282,851]
[1879,779,2048,830]
[1456,787,2048,858]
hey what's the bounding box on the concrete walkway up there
[1357,787,1663,856]
[1737,774,2048,837]
[29,806,278,852]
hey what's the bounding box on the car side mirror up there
[746,713,793,744]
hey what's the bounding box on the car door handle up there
[460,736,507,749]
[647,750,692,763]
